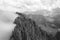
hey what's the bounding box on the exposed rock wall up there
[10,12,59,40]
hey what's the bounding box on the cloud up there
[0,0,59,12]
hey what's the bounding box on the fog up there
[0,10,18,40]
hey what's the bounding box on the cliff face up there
[10,12,59,40]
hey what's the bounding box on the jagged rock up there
[10,12,58,40]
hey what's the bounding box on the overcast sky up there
[0,0,59,12]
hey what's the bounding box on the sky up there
[0,0,59,12]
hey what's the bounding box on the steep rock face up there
[10,12,59,40]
